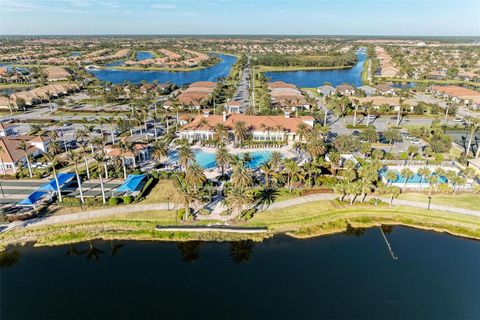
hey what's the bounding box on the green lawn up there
[248,200,480,239]
[397,193,480,211]
[142,180,180,204]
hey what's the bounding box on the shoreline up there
[2,201,480,250]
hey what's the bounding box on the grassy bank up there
[397,193,480,211]
[2,199,480,250]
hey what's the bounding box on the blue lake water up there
[89,54,236,85]
[169,150,272,169]
[136,51,155,61]
[2,227,480,320]
[264,51,366,88]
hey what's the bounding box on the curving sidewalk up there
[2,194,480,233]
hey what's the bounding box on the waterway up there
[89,53,236,85]
[264,51,366,88]
[2,226,479,319]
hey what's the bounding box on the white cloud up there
[152,3,176,9]
[1,0,42,12]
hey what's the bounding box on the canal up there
[2,226,479,319]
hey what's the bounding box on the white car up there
[411,139,422,145]
[453,118,464,122]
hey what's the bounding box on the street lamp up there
[427,196,432,210]
[167,196,170,211]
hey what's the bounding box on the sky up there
[0,0,479,36]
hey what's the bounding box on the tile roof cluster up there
[44,66,70,81]
[5,83,78,106]
[268,81,308,108]
[375,47,399,77]
[182,114,314,133]
[178,81,216,106]
[431,85,480,99]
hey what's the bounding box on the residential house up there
[226,100,243,114]
[317,85,336,96]
[268,81,309,111]
[358,85,377,96]
[0,136,50,174]
[336,84,355,96]
[375,84,396,96]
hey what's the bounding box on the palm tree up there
[426,174,438,196]
[260,163,275,189]
[48,140,62,155]
[214,123,229,143]
[231,164,253,189]
[0,145,7,175]
[83,125,96,153]
[185,163,206,192]
[215,145,230,175]
[346,181,362,205]
[80,144,91,180]
[305,134,325,161]
[334,180,348,202]
[254,187,279,211]
[43,152,63,203]
[178,144,195,169]
[303,162,320,188]
[16,140,32,177]
[233,121,248,145]
[94,153,107,204]
[151,141,168,165]
[268,151,283,171]
[284,159,304,192]
[296,123,309,142]
[173,177,201,220]
[223,187,253,219]
[400,168,414,188]
[385,170,398,186]
[65,151,85,204]
[418,167,431,188]
[465,117,479,157]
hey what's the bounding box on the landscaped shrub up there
[109,197,122,206]
[177,208,186,220]
[241,208,256,220]
[85,197,106,206]
[33,172,43,179]
[315,175,338,187]
[61,197,82,207]
[123,195,134,204]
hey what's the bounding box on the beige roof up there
[44,66,70,81]
[432,85,480,98]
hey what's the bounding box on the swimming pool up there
[169,150,273,169]
[380,169,448,184]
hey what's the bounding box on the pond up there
[89,53,237,85]
[1,227,479,319]
[135,51,155,61]
[264,51,366,88]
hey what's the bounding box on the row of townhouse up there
[268,81,309,112]
[0,83,80,110]
[428,85,480,111]
[317,83,397,97]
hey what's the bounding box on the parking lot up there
[0,179,122,207]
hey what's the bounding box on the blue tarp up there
[38,173,75,192]
[17,191,48,207]
[114,174,146,194]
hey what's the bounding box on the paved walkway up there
[2,194,480,233]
